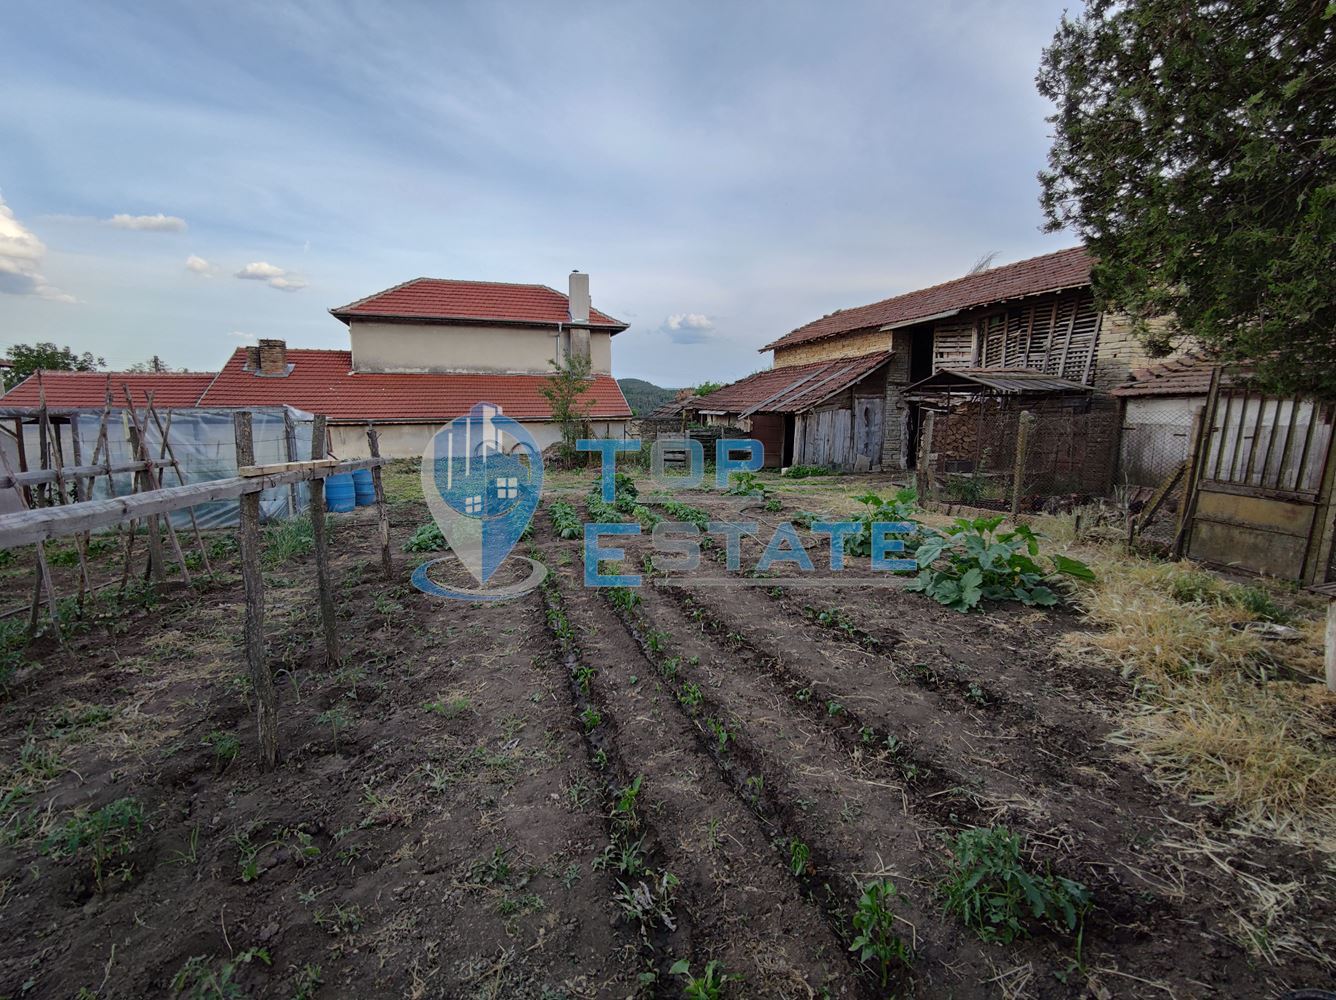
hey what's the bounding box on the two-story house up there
[2,272,634,459]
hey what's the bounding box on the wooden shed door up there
[854,397,883,464]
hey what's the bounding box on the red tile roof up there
[0,371,217,409]
[1111,354,1230,397]
[197,349,631,422]
[690,351,892,415]
[331,278,627,331]
[762,247,1092,352]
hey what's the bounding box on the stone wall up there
[773,328,890,368]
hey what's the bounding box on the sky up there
[0,0,1080,387]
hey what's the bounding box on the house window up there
[464,494,483,515]
[495,477,518,500]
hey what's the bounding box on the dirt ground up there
[0,466,1332,999]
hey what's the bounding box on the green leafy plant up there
[844,489,919,557]
[402,522,447,552]
[613,775,643,828]
[580,706,602,732]
[787,837,811,876]
[203,730,240,766]
[724,471,768,498]
[677,681,703,712]
[908,516,1094,612]
[784,464,833,479]
[669,959,742,999]
[849,879,912,987]
[316,706,351,751]
[43,797,144,893]
[659,499,711,530]
[763,498,782,513]
[941,826,1092,943]
[549,501,583,540]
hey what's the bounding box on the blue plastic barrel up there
[325,473,356,513]
[352,468,375,507]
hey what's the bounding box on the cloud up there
[106,213,187,232]
[0,194,75,302]
[228,330,256,340]
[235,260,306,291]
[661,312,715,344]
[184,254,214,274]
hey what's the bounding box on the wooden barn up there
[685,353,892,469]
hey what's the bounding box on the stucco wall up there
[773,328,890,368]
[350,320,613,375]
[331,420,630,459]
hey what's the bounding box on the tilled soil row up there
[532,519,853,998]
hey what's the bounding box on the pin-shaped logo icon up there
[412,402,547,601]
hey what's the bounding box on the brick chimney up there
[244,346,261,370]
[257,338,288,375]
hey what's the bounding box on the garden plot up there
[0,461,1331,999]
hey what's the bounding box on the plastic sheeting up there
[15,406,314,529]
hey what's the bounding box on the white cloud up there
[661,312,715,344]
[0,194,75,302]
[235,260,306,291]
[106,213,187,232]
[228,330,256,340]
[184,254,214,274]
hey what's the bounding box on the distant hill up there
[617,378,681,416]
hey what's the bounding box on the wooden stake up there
[308,416,341,667]
[124,391,191,585]
[282,408,298,518]
[146,403,213,578]
[234,411,279,770]
[367,423,393,580]
[1324,595,1335,694]
[126,418,166,585]
[1010,410,1035,522]
[0,443,58,633]
[915,410,935,501]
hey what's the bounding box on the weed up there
[614,869,679,932]
[609,586,641,612]
[573,665,596,693]
[744,774,764,805]
[724,471,768,498]
[784,464,833,479]
[826,700,844,717]
[646,629,669,654]
[941,826,1091,943]
[704,717,729,753]
[669,959,742,999]
[262,515,314,565]
[171,825,201,866]
[43,797,144,893]
[594,836,647,877]
[422,695,470,717]
[613,775,643,829]
[763,498,782,512]
[203,730,240,766]
[591,748,609,770]
[658,498,711,530]
[580,706,602,731]
[288,964,322,1000]
[786,837,811,876]
[171,948,271,998]
[313,901,363,936]
[849,879,912,987]
[316,706,351,751]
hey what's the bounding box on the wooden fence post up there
[233,411,278,770]
[1010,410,1035,522]
[915,410,935,501]
[308,416,341,667]
[366,424,393,580]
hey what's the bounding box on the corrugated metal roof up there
[905,367,1091,396]
[689,352,892,415]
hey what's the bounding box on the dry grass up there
[1034,514,1336,853]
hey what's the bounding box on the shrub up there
[784,464,833,479]
[909,516,1093,612]
[941,826,1091,943]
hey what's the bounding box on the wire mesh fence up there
[918,395,1123,516]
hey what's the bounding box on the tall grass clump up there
[1053,532,1335,851]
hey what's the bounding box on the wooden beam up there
[234,412,278,770]
[0,458,384,548]
[0,459,175,491]
[238,458,338,478]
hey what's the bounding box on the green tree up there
[541,352,594,464]
[127,355,179,373]
[693,381,724,397]
[3,342,105,391]
[1038,0,1336,399]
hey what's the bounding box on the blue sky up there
[0,0,1078,386]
